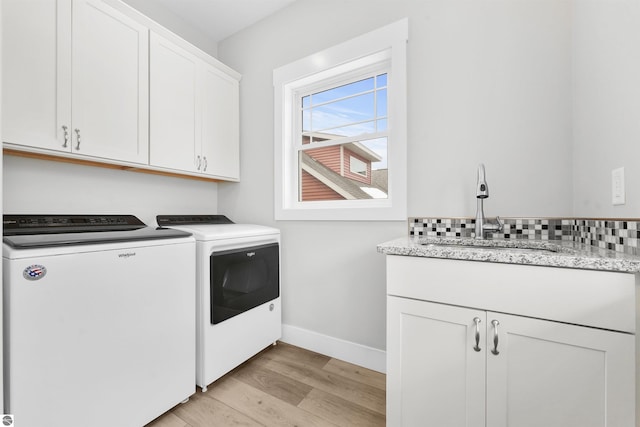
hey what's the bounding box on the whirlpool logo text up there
[118,252,136,259]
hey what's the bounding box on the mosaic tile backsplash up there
[409,218,640,256]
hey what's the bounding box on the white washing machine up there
[157,215,281,391]
[2,215,196,427]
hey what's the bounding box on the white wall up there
[3,156,217,227]
[120,0,217,57]
[572,0,640,217]
[217,0,574,359]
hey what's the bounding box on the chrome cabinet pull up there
[491,319,500,355]
[74,128,81,150]
[473,317,482,352]
[196,155,201,170]
[62,125,69,148]
[203,156,208,172]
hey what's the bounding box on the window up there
[350,156,368,177]
[274,19,408,220]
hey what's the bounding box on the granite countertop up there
[377,236,640,273]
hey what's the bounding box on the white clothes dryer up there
[157,215,281,391]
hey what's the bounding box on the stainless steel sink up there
[416,237,572,254]
[420,243,559,253]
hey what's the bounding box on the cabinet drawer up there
[387,255,637,333]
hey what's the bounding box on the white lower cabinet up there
[387,298,485,427]
[386,256,636,427]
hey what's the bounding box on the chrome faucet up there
[475,163,503,239]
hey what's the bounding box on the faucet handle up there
[495,216,504,231]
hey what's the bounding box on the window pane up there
[299,137,388,201]
[377,89,387,117]
[312,92,375,132]
[377,118,387,132]
[377,73,387,88]
[321,122,376,138]
[302,95,311,108]
[312,77,374,105]
[350,156,367,176]
[302,110,311,133]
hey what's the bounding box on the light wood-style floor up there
[145,342,386,427]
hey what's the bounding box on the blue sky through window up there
[301,74,388,169]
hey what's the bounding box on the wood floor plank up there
[205,376,340,427]
[262,353,386,415]
[262,342,331,369]
[298,388,386,427]
[145,411,190,427]
[233,357,314,406]
[323,358,386,391]
[171,392,262,427]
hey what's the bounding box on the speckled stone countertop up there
[377,236,640,273]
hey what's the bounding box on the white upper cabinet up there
[2,0,69,151]
[71,0,149,163]
[2,0,149,164]
[149,33,199,172]
[150,32,240,180]
[200,64,240,180]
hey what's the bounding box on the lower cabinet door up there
[387,296,486,427]
[486,311,635,427]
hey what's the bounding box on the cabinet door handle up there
[203,156,208,172]
[473,317,482,352]
[196,155,202,170]
[491,319,500,355]
[62,125,69,148]
[74,128,81,150]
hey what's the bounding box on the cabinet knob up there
[491,319,500,355]
[473,317,482,352]
[74,128,81,150]
[62,125,69,148]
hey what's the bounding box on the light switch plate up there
[612,167,625,205]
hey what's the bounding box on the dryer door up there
[209,242,279,324]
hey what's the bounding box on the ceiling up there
[152,0,298,44]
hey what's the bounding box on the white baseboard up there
[280,324,386,374]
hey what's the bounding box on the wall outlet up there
[612,167,626,205]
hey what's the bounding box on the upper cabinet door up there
[200,64,240,180]
[72,0,149,163]
[149,33,199,172]
[2,0,72,151]
[486,312,635,427]
[2,0,148,163]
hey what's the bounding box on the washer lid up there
[3,215,192,248]
[3,227,192,249]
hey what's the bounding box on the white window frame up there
[273,19,408,221]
